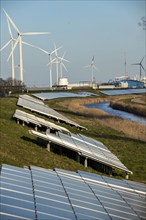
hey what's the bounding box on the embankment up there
[110,101,146,117]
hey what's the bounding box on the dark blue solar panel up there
[0,165,145,220]
[1,203,36,219]
[101,88,146,96]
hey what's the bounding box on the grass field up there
[0,94,146,183]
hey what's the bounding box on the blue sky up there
[0,0,145,86]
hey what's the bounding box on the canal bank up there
[84,102,146,125]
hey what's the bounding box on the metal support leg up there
[46,128,50,134]
[47,142,51,152]
[84,157,88,168]
[76,153,80,163]
[35,125,37,131]
[17,119,19,124]
[22,121,25,126]
[126,173,129,179]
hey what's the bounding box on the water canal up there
[85,102,146,125]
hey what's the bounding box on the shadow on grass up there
[21,136,47,149]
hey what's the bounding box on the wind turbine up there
[132,56,145,80]
[124,52,128,77]
[58,52,69,78]
[3,9,50,85]
[85,56,97,83]
[31,45,62,88]
[0,17,15,85]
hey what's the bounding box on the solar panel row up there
[0,164,145,220]
[29,130,132,174]
[13,109,70,133]
[17,95,86,130]
[32,92,99,101]
[101,88,146,96]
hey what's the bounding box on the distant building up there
[116,79,144,88]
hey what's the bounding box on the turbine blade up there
[58,55,69,63]
[3,9,20,33]
[84,65,91,68]
[22,32,51,36]
[62,51,66,59]
[47,58,56,65]
[53,43,62,57]
[22,41,49,54]
[7,37,19,61]
[51,46,62,55]
[62,62,68,72]
[0,39,12,51]
[141,64,146,72]
[140,55,145,64]
[93,65,97,70]
[62,58,69,63]
[7,18,13,39]
[132,63,140,65]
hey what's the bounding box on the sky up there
[0,0,145,87]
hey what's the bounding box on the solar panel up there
[100,88,146,96]
[13,109,70,133]
[32,92,99,101]
[78,170,146,220]
[0,164,36,220]
[0,165,145,220]
[17,95,86,130]
[29,130,132,174]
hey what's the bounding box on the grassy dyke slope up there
[0,97,96,173]
[0,95,146,183]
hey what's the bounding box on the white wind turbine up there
[85,56,97,83]
[29,45,62,88]
[0,17,15,85]
[54,43,64,85]
[58,52,69,79]
[3,9,50,85]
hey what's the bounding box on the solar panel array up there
[1,164,145,220]
[101,88,146,96]
[17,95,86,130]
[29,130,132,174]
[32,92,99,101]
[13,109,70,133]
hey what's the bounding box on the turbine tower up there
[54,43,60,86]
[0,18,15,85]
[132,56,145,80]
[124,53,128,77]
[3,9,50,85]
[85,56,97,83]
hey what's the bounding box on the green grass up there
[0,96,146,183]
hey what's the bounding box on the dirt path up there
[131,97,146,105]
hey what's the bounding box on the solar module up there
[32,92,99,101]
[29,130,132,174]
[13,109,70,133]
[1,164,145,220]
[100,88,146,96]
[17,95,86,130]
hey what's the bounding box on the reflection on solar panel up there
[101,88,146,96]
[17,95,86,130]
[13,109,70,133]
[32,92,99,101]
[29,130,132,174]
[1,164,145,220]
